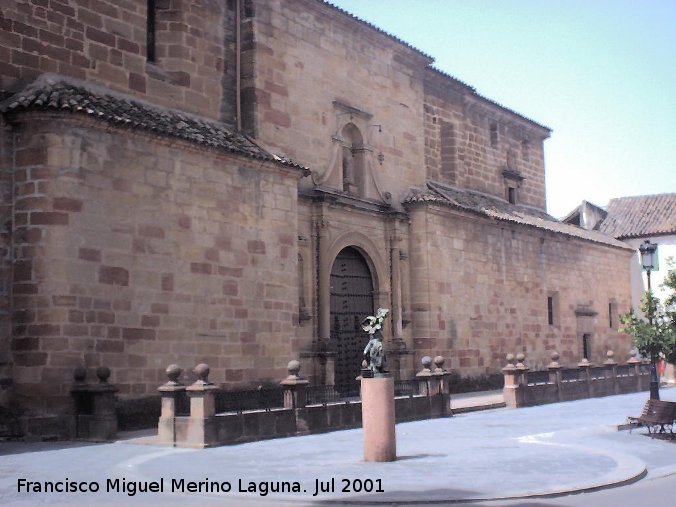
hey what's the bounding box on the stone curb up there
[111,433,651,506]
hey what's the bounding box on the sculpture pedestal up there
[361,376,396,462]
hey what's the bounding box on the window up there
[147,0,156,62]
[502,166,524,205]
[608,299,618,329]
[582,334,591,360]
[547,292,559,326]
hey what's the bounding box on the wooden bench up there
[628,399,676,437]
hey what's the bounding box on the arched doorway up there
[330,246,374,389]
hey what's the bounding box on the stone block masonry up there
[406,205,634,374]
[0,0,640,440]
[0,0,234,123]
[7,112,302,429]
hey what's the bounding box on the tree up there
[620,260,676,398]
[662,258,676,363]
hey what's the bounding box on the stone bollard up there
[516,353,529,402]
[158,364,186,445]
[577,357,593,398]
[604,350,619,395]
[71,366,118,441]
[432,356,452,417]
[280,360,309,409]
[547,352,562,402]
[627,348,644,391]
[503,353,529,408]
[502,354,520,408]
[415,356,437,396]
[185,363,218,448]
[515,353,528,372]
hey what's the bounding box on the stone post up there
[185,363,218,448]
[281,360,309,409]
[361,375,396,462]
[640,357,652,392]
[415,356,436,396]
[432,355,452,417]
[604,350,619,395]
[578,358,593,398]
[547,352,562,402]
[157,364,186,445]
[515,353,529,404]
[627,349,643,391]
[71,366,118,441]
[502,353,529,408]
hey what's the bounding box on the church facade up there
[0,0,633,436]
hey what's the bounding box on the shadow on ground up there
[313,493,566,507]
[0,440,100,456]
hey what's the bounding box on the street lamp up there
[639,240,658,291]
[638,239,659,399]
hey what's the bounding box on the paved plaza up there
[1,389,674,506]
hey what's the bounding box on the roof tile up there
[404,182,631,249]
[0,75,308,173]
[598,194,676,239]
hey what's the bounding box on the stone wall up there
[246,0,431,204]
[424,71,549,211]
[0,0,234,122]
[0,116,13,410]
[0,0,641,438]
[407,204,634,374]
[7,112,301,423]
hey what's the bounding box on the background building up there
[0,0,634,437]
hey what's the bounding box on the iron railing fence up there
[615,364,635,377]
[215,387,285,414]
[590,367,607,380]
[394,379,419,397]
[307,384,360,405]
[526,370,550,385]
[560,368,580,382]
[212,380,424,412]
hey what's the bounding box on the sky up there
[329,0,676,218]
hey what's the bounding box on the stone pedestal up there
[361,376,396,462]
[281,360,309,409]
[157,364,186,445]
[502,354,521,408]
[71,366,118,441]
[185,364,218,448]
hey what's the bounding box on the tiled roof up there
[597,194,676,239]
[0,75,309,172]
[404,182,631,249]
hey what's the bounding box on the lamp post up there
[638,239,659,400]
